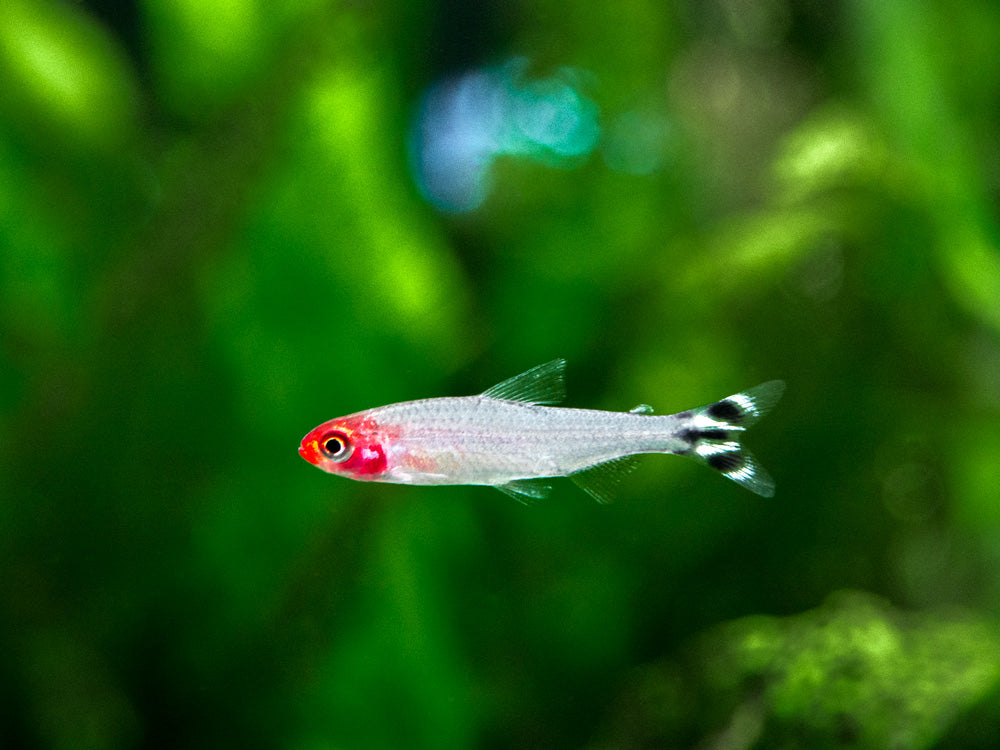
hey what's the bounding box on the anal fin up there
[569,456,640,504]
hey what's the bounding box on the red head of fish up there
[299,413,388,479]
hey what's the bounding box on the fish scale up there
[299,360,784,502]
[379,399,686,470]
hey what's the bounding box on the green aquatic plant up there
[598,591,1000,749]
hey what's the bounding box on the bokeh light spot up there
[410,60,601,213]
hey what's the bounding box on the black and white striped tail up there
[679,380,785,497]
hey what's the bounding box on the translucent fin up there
[692,446,776,497]
[481,359,567,405]
[630,403,654,415]
[679,380,786,497]
[569,456,640,504]
[496,478,553,504]
[699,380,786,429]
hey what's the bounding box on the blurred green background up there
[3,0,1000,747]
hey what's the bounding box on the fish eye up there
[319,432,353,462]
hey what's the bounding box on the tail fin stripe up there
[683,380,785,497]
[706,450,746,473]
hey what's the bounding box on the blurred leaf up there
[772,107,887,204]
[0,0,139,151]
[850,0,1000,334]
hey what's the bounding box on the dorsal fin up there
[481,359,566,405]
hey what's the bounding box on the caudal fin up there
[682,380,785,497]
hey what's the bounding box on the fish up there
[298,359,785,502]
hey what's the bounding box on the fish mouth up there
[298,442,316,464]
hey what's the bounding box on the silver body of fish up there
[299,359,785,502]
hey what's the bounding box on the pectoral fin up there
[495,478,553,504]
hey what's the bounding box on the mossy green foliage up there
[599,592,1000,749]
[2,0,1000,748]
